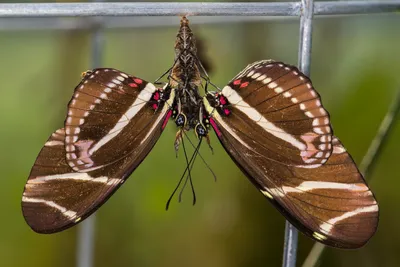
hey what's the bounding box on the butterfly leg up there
[174,129,183,157]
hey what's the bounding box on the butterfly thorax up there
[173,85,203,131]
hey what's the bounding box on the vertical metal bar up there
[76,216,96,267]
[298,0,314,75]
[282,222,299,267]
[76,6,104,267]
[282,0,314,267]
[302,89,400,267]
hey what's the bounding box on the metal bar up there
[282,0,314,266]
[302,89,400,267]
[76,7,104,267]
[0,2,300,17]
[76,216,96,267]
[4,12,400,32]
[282,222,299,267]
[0,2,399,18]
[314,2,400,15]
[298,0,314,76]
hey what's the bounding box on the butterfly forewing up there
[22,70,173,233]
[65,69,161,172]
[205,61,378,248]
[221,60,333,166]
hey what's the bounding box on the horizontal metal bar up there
[2,12,399,32]
[0,2,399,18]
[314,2,400,15]
[0,3,300,17]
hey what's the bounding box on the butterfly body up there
[169,16,209,140]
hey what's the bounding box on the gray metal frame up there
[4,2,399,267]
[0,2,400,17]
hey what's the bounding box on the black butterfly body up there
[169,16,210,140]
[22,16,378,249]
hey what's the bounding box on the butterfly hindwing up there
[23,128,122,233]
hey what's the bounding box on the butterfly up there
[22,16,378,249]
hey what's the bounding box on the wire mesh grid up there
[5,1,400,267]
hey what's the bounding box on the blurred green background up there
[1,4,400,267]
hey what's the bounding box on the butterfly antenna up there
[179,137,201,205]
[178,136,192,203]
[166,137,202,210]
[183,132,217,182]
[166,168,187,211]
[189,155,197,206]
[178,175,190,203]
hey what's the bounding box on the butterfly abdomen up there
[171,16,201,89]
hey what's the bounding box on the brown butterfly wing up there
[204,61,378,248]
[22,69,173,233]
[64,68,164,172]
[217,60,333,167]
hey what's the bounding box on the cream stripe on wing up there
[294,181,369,192]
[234,60,275,79]
[263,181,371,198]
[89,83,156,154]
[27,172,122,185]
[203,99,252,150]
[45,140,64,146]
[222,85,307,151]
[22,196,77,219]
[319,205,379,234]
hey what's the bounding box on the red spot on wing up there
[233,79,241,85]
[240,81,249,88]
[219,96,227,105]
[224,109,231,116]
[129,83,138,88]
[153,92,160,101]
[134,78,143,84]
[152,104,158,110]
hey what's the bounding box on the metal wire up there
[2,12,400,31]
[314,1,400,15]
[302,89,400,267]
[0,2,399,17]
[359,90,400,179]
[0,2,300,17]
